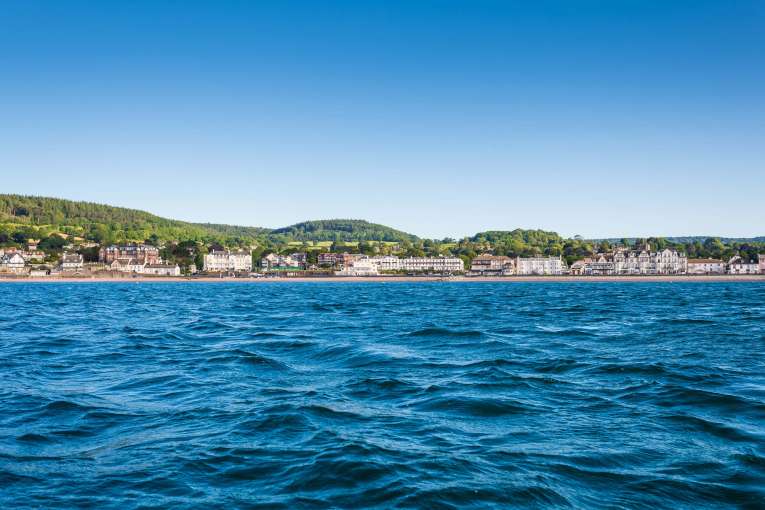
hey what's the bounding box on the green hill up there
[270,219,418,242]
[0,194,267,244]
[0,195,417,246]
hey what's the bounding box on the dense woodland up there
[1,194,763,267]
[270,220,417,243]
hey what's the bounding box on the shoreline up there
[2,275,764,283]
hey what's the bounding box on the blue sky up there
[2,1,763,239]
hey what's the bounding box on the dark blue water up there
[1,282,764,509]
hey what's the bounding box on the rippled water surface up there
[1,282,764,509]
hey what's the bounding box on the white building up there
[516,256,565,276]
[728,256,759,274]
[204,250,252,272]
[261,253,303,271]
[469,254,515,276]
[759,255,765,275]
[687,259,725,275]
[370,255,402,272]
[360,256,464,273]
[23,250,45,262]
[0,253,26,273]
[611,246,687,275]
[411,256,463,273]
[144,263,181,276]
[654,248,688,274]
[335,258,379,276]
[60,253,84,271]
[110,258,145,273]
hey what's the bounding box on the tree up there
[39,235,66,251]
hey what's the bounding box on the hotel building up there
[516,256,566,276]
[687,259,725,275]
[204,250,252,272]
[368,256,464,273]
[99,244,160,265]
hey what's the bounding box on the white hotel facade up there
[687,259,726,275]
[350,256,465,273]
[515,256,566,276]
[203,250,252,272]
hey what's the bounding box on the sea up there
[1,282,764,509]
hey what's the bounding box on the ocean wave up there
[406,327,486,339]
[2,281,764,508]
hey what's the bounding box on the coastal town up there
[1,240,763,279]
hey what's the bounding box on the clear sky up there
[2,1,763,239]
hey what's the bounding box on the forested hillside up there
[0,194,260,245]
[271,220,418,242]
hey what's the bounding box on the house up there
[335,258,379,276]
[318,252,342,267]
[0,253,26,273]
[260,253,303,271]
[204,250,252,272]
[654,248,688,274]
[110,258,145,273]
[23,250,46,262]
[569,259,587,276]
[99,244,160,264]
[60,253,84,271]
[469,254,515,276]
[144,263,181,276]
[687,259,725,275]
[516,256,566,276]
[318,252,361,268]
[728,256,759,274]
[289,252,308,268]
[567,255,617,275]
[587,254,616,275]
[759,255,765,275]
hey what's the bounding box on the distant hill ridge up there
[0,194,418,243]
[1,194,762,244]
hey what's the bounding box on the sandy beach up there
[2,274,764,283]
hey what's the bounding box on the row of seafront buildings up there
[568,247,763,276]
[0,243,181,277]
[568,246,688,275]
[94,244,765,277]
[261,252,465,276]
[4,241,764,278]
[468,245,765,276]
[99,244,180,275]
[469,255,567,276]
[0,246,83,276]
[335,255,465,276]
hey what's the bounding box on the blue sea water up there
[1,282,764,509]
